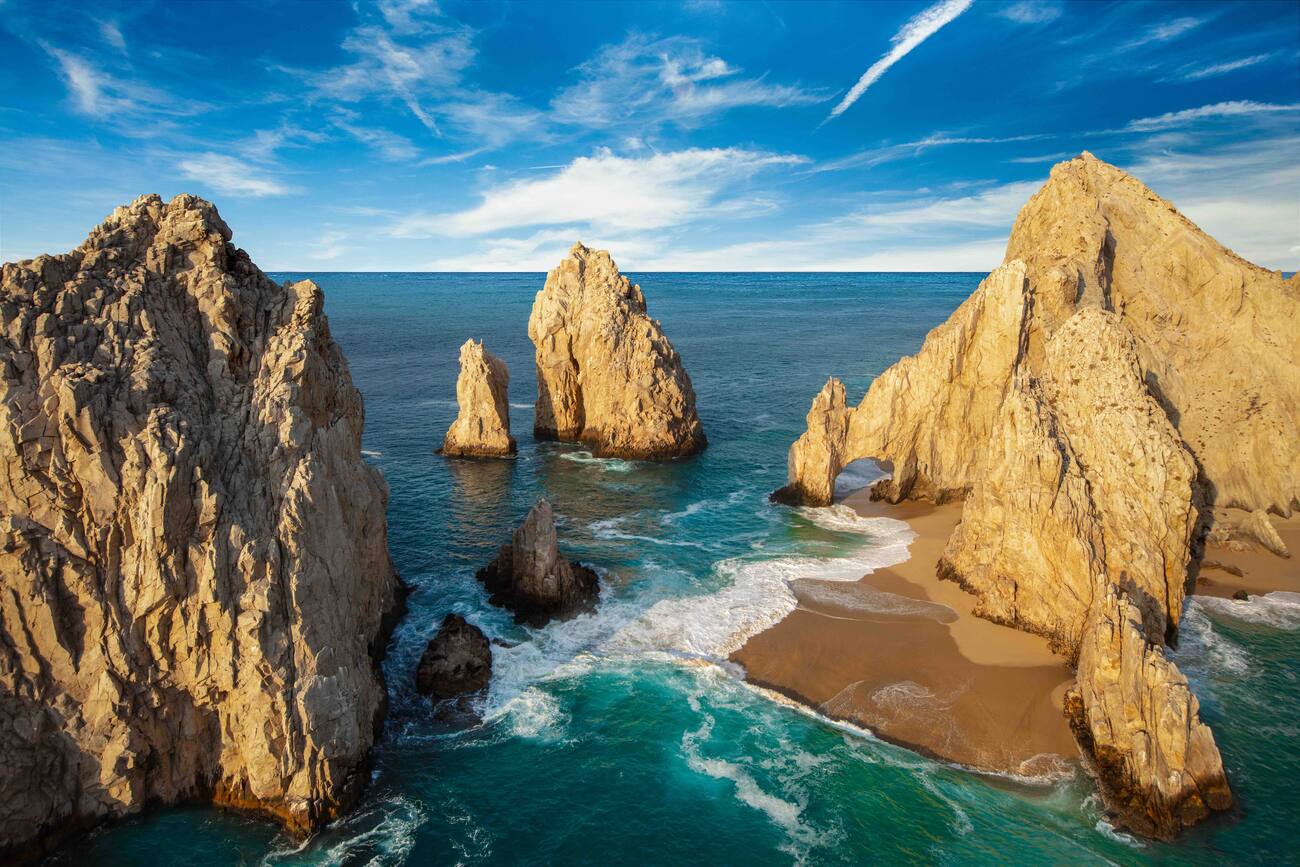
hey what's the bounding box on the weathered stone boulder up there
[0,194,402,859]
[441,338,516,458]
[1066,585,1232,839]
[477,499,599,626]
[528,243,706,460]
[415,614,492,717]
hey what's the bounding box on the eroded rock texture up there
[415,614,491,719]
[0,194,401,859]
[772,153,1287,836]
[1066,586,1232,839]
[441,339,515,458]
[477,499,598,626]
[528,243,706,460]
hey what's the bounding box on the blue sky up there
[1,0,1297,271]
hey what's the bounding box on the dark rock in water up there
[477,499,600,626]
[416,614,492,718]
[1233,589,1250,601]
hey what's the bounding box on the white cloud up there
[1122,15,1204,49]
[41,43,128,115]
[829,0,973,119]
[39,41,206,129]
[97,19,126,51]
[391,146,806,238]
[310,25,474,133]
[551,35,824,129]
[178,153,293,197]
[1125,100,1300,131]
[814,133,1051,173]
[1179,54,1273,80]
[995,2,1063,25]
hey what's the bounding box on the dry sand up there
[1195,514,1300,599]
[733,489,1078,776]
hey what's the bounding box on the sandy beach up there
[733,489,1077,776]
[1196,515,1300,599]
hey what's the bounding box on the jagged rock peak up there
[0,193,401,858]
[528,242,706,460]
[476,499,599,626]
[441,338,515,458]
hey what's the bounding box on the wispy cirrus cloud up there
[1125,100,1300,131]
[813,133,1051,173]
[551,34,824,129]
[1176,54,1274,81]
[994,1,1063,25]
[390,146,805,238]
[828,0,973,119]
[1121,15,1205,50]
[178,152,293,197]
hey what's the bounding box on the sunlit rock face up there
[528,243,706,460]
[772,152,1300,836]
[0,194,401,858]
[441,338,516,458]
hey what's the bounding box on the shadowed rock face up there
[528,243,706,460]
[415,614,492,720]
[0,194,401,859]
[476,500,599,626]
[441,339,516,458]
[772,153,1287,837]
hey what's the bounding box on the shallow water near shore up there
[58,273,1299,866]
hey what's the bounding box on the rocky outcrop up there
[1066,586,1232,839]
[476,500,599,626]
[773,153,1281,836]
[0,194,401,859]
[440,339,515,458]
[940,308,1198,653]
[777,153,1299,522]
[528,243,706,460]
[415,614,492,718]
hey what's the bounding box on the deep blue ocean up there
[56,273,1300,866]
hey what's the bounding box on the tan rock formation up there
[441,339,515,458]
[528,243,706,460]
[772,152,1286,836]
[0,194,401,859]
[476,499,599,626]
[778,153,1299,525]
[1066,585,1232,840]
[941,308,1198,653]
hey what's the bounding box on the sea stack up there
[476,499,599,626]
[773,152,1300,836]
[415,614,493,718]
[0,194,402,858]
[528,243,706,459]
[441,338,516,457]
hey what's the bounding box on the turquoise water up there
[57,274,1299,866]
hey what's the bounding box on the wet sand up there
[733,490,1078,776]
[1195,514,1300,599]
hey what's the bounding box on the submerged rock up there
[528,243,706,460]
[772,152,1284,836]
[0,194,402,858]
[416,614,492,719]
[477,499,599,626]
[441,338,516,458]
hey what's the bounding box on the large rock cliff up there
[441,338,515,458]
[528,243,706,460]
[0,194,401,858]
[773,153,1295,835]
